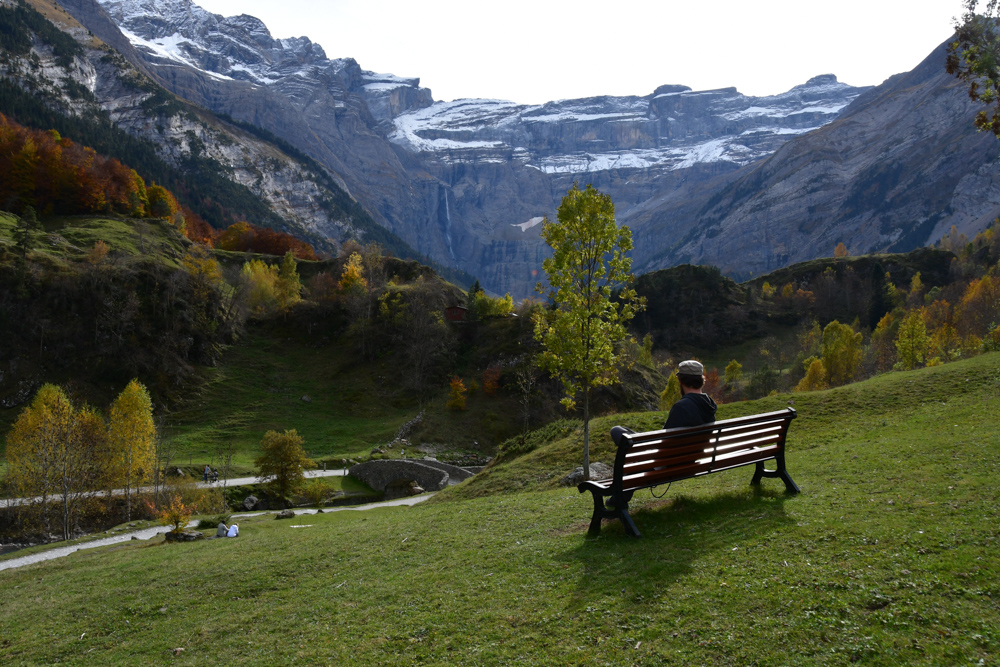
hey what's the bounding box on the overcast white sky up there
[196,0,964,105]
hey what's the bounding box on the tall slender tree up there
[534,183,643,480]
[107,380,157,521]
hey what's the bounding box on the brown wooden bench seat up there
[578,407,799,537]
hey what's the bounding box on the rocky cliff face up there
[54,0,998,297]
[628,42,1000,279]
[2,0,407,253]
[70,0,871,297]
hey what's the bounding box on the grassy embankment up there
[0,352,997,665]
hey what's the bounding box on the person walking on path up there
[203,465,211,482]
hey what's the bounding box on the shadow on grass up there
[558,486,796,606]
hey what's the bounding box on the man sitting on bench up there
[611,360,717,448]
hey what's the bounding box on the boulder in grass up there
[275,509,296,520]
[560,462,612,487]
[164,530,204,542]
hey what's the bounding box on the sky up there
[195,0,965,105]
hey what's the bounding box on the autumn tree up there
[956,275,1000,337]
[146,183,179,219]
[834,242,849,258]
[241,259,281,316]
[659,372,681,411]
[255,429,316,501]
[447,376,468,411]
[278,251,302,309]
[723,359,743,389]
[821,320,863,386]
[481,367,501,395]
[339,252,366,293]
[870,312,898,372]
[107,379,157,521]
[5,385,105,540]
[894,310,930,370]
[534,184,643,480]
[794,357,828,392]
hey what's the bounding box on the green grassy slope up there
[0,212,187,267]
[1,353,997,665]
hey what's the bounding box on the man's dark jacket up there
[664,393,717,429]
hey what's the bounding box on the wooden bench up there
[578,408,799,537]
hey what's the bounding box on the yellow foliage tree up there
[956,275,1000,337]
[723,359,743,388]
[107,380,157,521]
[834,242,849,258]
[794,357,828,392]
[821,320,862,386]
[241,259,281,316]
[6,385,107,539]
[278,251,302,309]
[339,252,366,293]
[894,310,929,370]
[870,312,898,372]
[447,376,468,411]
[659,372,681,411]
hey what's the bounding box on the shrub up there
[482,367,501,395]
[151,494,195,534]
[447,376,467,411]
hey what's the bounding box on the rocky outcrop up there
[628,41,1000,279]
[561,462,613,487]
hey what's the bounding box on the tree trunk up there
[583,385,591,481]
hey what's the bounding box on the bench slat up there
[622,434,783,473]
[623,443,779,480]
[624,422,787,454]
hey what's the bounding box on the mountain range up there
[8,0,1000,296]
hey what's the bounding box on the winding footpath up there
[0,469,348,509]
[0,493,432,572]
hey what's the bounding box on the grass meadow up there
[0,353,997,665]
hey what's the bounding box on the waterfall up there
[440,185,456,260]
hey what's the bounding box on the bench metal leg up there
[751,459,800,494]
[618,507,641,538]
[586,491,606,536]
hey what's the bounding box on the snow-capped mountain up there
[389,75,861,176]
[54,0,998,298]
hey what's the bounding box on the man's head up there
[677,360,705,392]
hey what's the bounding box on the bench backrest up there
[614,408,796,495]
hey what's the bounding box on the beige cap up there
[677,360,704,375]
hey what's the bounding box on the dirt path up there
[0,493,432,572]
[0,469,348,509]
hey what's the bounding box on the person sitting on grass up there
[216,521,229,538]
[226,523,239,538]
[610,360,718,448]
